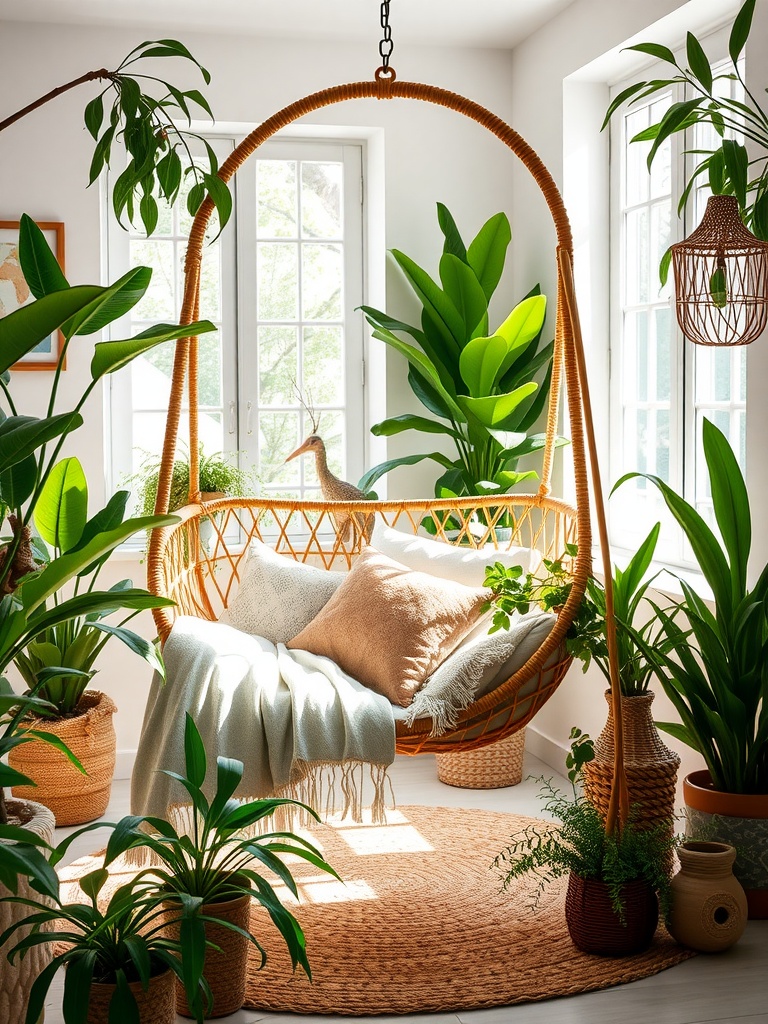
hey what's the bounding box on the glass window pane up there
[199,242,221,321]
[650,201,671,298]
[258,326,298,405]
[625,107,649,206]
[199,332,222,408]
[714,348,731,402]
[636,311,649,403]
[625,208,649,305]
[654,308,671,401]
[303,326,344,404]
[257,160,298,238]
[259,411,301,486]
[302,243,342,320]
[656,409,670,482]
[132,350,173,411]
[301,162,343,238]
[258,243,298,319]
[130,239,176,320]
[649,137,671,200]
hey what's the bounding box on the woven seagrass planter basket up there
[564,873,659,956]
[436,729,526,789]
[582,692,679,834]
[0,799,56,1024]
[171,891,252,1018]
[9,690,117,826]
[86,967,175,1024]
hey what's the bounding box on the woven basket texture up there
[436,729,526,789]
[583,693,679,832]
[565,873,659,956]
[86,968,175,1024]
[173,892,251,1018]
[9,690,117,826]
[0,800,55,1024]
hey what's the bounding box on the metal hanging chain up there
[379,1,394,70]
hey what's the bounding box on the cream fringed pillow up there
[286,547,490,708]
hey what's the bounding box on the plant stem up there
[0,69,115,134]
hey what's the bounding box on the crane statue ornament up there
[285,393,374,544]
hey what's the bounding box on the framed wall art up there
[0,220,66,370]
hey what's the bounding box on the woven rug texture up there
[59,804,695,1015]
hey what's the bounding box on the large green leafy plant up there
[603,0,767,282]
[617,418,768,794]
[13,457,169,715]
[359,204,556,499]
[0,39,231,235]
[0,216,216,821]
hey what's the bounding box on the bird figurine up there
[285,397,373,544]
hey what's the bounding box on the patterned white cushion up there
[371,520,541,587]
[219,540,345,644]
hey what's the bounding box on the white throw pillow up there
[219,540,345,644]
[371,520,542,588]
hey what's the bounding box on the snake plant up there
[616,418,768,794]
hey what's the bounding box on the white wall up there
[509,0,768,795]
[0,20,518,769]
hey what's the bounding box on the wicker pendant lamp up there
[671,194,768,347]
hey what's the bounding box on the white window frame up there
[106,132,369,516]
[234,138,365,498]
[608,27,748,567]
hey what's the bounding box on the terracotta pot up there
[683,769,768,919]
[564,872,659,956]
[667,841,747,952]
[87,967,175,1024]
[170,890,252,1018]
[9,690,117,826]
[582,691,680,834]
[0,799,56,1024]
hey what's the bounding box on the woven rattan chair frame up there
[146,73,629,820]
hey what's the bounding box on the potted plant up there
[1,715,337,1023]
[1,855,204,1024]
[103,714,338,1019]
[485,532,683,833]
[603,0,767,284]
[9,458,174,826]
[358,203,559,519]
[493,729,676,955]
[617,417,768,917]
[0,220,217,827]
[0,687,65,1024]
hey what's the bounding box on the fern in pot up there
[494,730,677,956]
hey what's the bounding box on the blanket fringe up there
[124,760,394,868]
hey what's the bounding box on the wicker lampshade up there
[671,194,768,346]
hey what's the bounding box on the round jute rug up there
[59,804,695,1015]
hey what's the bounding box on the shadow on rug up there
[59,803,695,1015]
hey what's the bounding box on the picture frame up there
[0,220,66,370]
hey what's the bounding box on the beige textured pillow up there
[286,547,490,707]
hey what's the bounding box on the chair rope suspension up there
[146,70,628,825]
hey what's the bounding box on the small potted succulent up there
[494,729,677,956]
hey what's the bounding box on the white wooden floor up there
[48,752,768,1024]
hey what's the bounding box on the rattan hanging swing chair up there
[146,67,624,795]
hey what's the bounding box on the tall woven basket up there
[582,692,679,832]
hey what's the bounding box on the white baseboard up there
[115,749,137,781]
[525,726,568,775]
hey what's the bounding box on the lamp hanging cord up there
[379,1,394,71]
